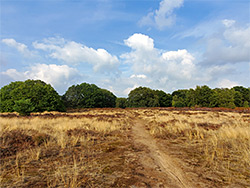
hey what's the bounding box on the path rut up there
[131,118,199,188]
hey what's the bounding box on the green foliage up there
[233,86,250,107]
[62,83,116,108]
[127,87,159,107]
[116,98,127,108]
[209,88,236,108]
[172,89,188,100]
[233,91,243,107]
[1,79,249,111]
[194,85,213,107]
[172,95,185,107]
[0,80,65,113]
[171,89,188,107]
[154,90,172,107]
[13,99,35,116]
[243,101,249,108]
[186,89,196,107]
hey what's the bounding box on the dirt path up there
[131,118,199,188]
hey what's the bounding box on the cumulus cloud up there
[2,33,248,97]
[139,0,184,30]
[1,64,80,94]
[33,37,120,74]
[162,49,195,79]
[2,38,35,57]
[124,33,154,51]
[120,33,197,92]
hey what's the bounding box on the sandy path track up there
[131,118,199,188]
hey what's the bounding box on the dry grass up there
[0,109,140,188]
[134,109,250,187]
[1,108,249,187]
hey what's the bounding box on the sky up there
[1,0,250,96]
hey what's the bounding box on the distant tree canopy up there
[154,90,172,107]
[62,83,116,108]
[127,87,159,107]
[170,85,250,108]
[0,79,249,112]
[0,80,65,114]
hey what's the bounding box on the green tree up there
[13,99,35,116]
[195,85,213,107]
[116,98,127,108]
[186,89,196,107]
[0,80,65,113]
[62,83,116,108]
[127,87,159,107]
[233,86,250,106]
[233,91,243,107]
[172,95,185,107]
[210,88,236,108]
[171,89,188,107]
[154,90,172,107]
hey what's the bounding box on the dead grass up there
[0,109,141,188]
[1,108,249,187]
[134,109,250,187]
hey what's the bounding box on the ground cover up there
[1,108,249,187]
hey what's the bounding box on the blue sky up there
[1,0,250,96]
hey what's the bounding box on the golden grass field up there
[0,108,249,187]
[135,108,250,187]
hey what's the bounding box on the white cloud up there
[2,33,248,97]
[174,19,250,65]
[124,33,154,51]
[162,49,195,79]
[2,38,35,57]
[217,79,239,88]
[33,37,120,74]
[222,19,235,28]
[1,64,80,94]
[139,0,184,30]
[120,33,197,92]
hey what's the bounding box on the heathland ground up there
[0,108,249,187]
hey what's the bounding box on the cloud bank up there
[1,25,249,96]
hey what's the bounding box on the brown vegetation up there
[0,108,249,187]
[135,108,250,187]
[0,109,141,187]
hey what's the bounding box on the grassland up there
[0,108,249,187]
[135,108,250,187]
[0,109,141,187]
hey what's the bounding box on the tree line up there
[0,80,249,115]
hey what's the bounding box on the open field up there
[1,108,250,187]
